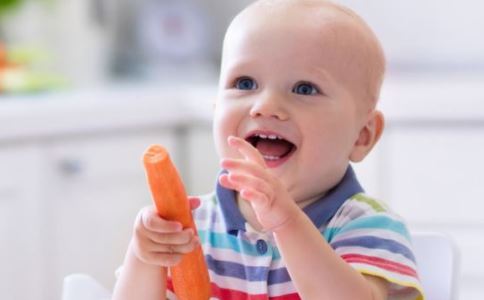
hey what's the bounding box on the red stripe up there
[168,278,301,299]
[270,293,301,300]
[211,282,301,300]
[210,282,267,300]
[341,253,417,277]
[166,278,174,292]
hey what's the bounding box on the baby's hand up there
[131,197,200,267]
[219,136,299,231]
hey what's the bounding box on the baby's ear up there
[349,110,384,162]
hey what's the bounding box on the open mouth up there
[245,131,297,168]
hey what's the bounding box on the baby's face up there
[214,3,375,203]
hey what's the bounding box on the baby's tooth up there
[263,155,280,161]
[258,134,268,139]
[268,135,277,140]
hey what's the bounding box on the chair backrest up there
[411,232,459,300]
[62,274,111,300]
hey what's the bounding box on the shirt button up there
[256,239,268,255]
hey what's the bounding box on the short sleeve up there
[325,194,425,300]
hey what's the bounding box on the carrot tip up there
[143,144,169,164]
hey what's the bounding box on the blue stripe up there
[206,255,291,285]
[334,215,411,241]
[268,268,291,284]
[206,255,267,282]
[331,235,416,263]
[198,230,281,259]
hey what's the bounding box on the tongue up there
[255,139,292,158]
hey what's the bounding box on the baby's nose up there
[249,92,289,120]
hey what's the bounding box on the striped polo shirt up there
[166,166,424,299]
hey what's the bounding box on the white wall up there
[337,0,484,69]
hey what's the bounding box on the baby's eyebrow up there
[307,66,334,84]
[223,59,256,74]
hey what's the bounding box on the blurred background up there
[0,0,483,299]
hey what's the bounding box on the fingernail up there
[228,136,239,145]
[174,223,183,231]
[218,173,227,181]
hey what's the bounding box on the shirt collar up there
[216,165,364,234]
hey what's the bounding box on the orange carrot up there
[0,43,5,92]
[143,145,211,300]
[0,43,6,68]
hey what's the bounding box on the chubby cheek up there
[212,107,240,160]
[298,126,349,179]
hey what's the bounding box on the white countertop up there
[0,83,217,143]
[1,73,483,143]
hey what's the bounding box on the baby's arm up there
[112,203,200,300]
[272,207,388,300]
[220,136,388,300]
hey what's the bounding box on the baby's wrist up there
[269,207,304,234]
[267,217,295,233]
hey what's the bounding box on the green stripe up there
[351,193,386,212]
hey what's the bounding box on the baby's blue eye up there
[235,77,257,90]
[293,82,319,95]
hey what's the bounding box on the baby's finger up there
[172,236,200,254]
[221,158,270,182]
[188,196,201,210]
[240,188,271,212]
[226,172,273,200]
[147,228,195,245]
[141,207,183,233]
[219,173,237,191]
[228,136,266,167]
[152,236,200,255]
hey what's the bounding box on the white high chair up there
[61,274,111,300]
[411,232,460,300]
[62,232,459,300]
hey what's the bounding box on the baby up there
[113,0,424,299]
